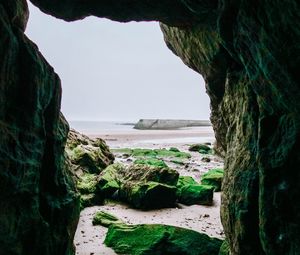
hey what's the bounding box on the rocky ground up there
[73,130,224,255]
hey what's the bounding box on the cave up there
[0,1,299,255]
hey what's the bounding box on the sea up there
[69,120,136,134]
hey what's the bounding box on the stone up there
[96,163,123,198]
[201,168,224,192]
[177,176,214,205]
[219,240,230,255]
[66,129,114,175]
[92,211,124,227]
[189,144,211,153]
[0,2,79,254]
[119,164,179,209]
[134,158,168,168]
[105,223,223,255]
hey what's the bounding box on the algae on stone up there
[201,168,224,192]
[119,164,179,209]
[113,148,191,159]
[189,144,211,152]
[66,129,114,175]
[218,240,230,255]
[105,223,223,255]
[134,158,168,168]
[177,176,214,205]
[92,211,124,227]
[97,163,123,198]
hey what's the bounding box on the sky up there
[25,3,210,122]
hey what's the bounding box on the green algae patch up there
[92,211,124,227]
[170,159,186,165]
[219,240,230,255]
[77,173,104,209]
[113,148,191,159]
[119,164,179,209]
[97,163,123,198]
[105,223,222,255]
[176,176,214,205]
[134,158,168,168]
[201,168,224,192]
[188,144,213,154]
[77,173,98,194]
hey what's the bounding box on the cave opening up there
[23,2,225,255]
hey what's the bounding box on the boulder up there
[189,144,211,153]
[119,164,179,209]
[177,176,214,205]
[66,129,114,175]
[105,223,222,255]
[201,169,224,192]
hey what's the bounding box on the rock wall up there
[0,1,79,254]
[0,0,299,254]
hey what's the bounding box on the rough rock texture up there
[66,129,114,175]
[0,1,79,254]
[2,0,299,254]
[176,176,214,205]
[119,164,179,209]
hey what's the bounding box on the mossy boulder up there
[113,148,191,159]
[119,164,179,209]
[219,240,230,255]
[177,176,214,206]
[92,211,124,227]
[66,129,114,175]
[201,168,224,192]
[189,144,212,154]
[76,173,103,209]
[134,158,168,168]
[96,163,123,198]
[105,223,223,255]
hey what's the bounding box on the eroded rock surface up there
[1,0,299,254]
[0,1,79,254]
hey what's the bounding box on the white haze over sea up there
[26,3,211,122]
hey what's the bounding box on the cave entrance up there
[25,2,224,254]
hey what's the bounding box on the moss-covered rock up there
[113,148,191,159]
[77,173,98,194]
[134,158,168,168]
[219,240,230,255]
[96,163,123,198]
[92,211,124,227]
[119,164,179,209]
[66,129,114,175]
[105,223,223,255]
[189,144,211,152]
[201,168,224,192]
[177,176,214,205]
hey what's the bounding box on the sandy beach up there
[74,126,224,255]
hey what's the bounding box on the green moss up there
[120,181,177,210]
[105,223,222,255]
[92,211,124,227]
[179,184,214,205]
[113,148,191,159]
[134,158,168,168]
[169,147,180,152]
[80,193,97,209]
[177,176,198,187]
[170,159,186,165]
[219,240,230,255]
[77,173,98,194]
[189,144,211,152]
[201,168,224,192]
[97,164,123,197]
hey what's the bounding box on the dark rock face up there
[1,0,299,255]
[0,1,79,254]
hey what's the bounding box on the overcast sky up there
[25,3,210,122]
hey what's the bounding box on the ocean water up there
[69,120,135,134]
